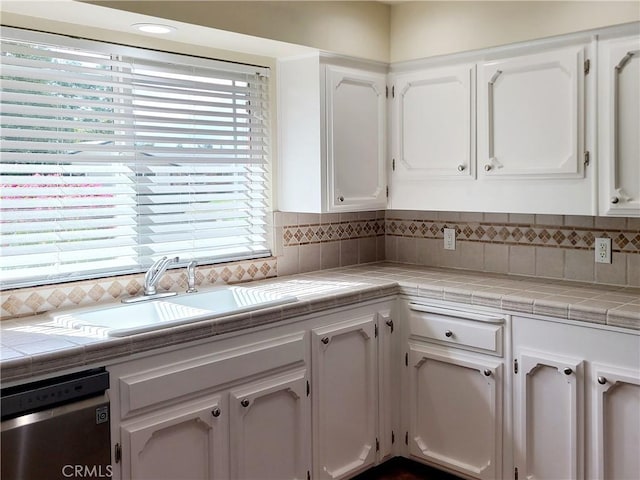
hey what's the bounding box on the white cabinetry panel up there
[515,352,583,480]
[598,34,640,216]
[513,314,640,480]
[478,46,585,179]
[392,64,475,179]
[229,369,310,480]
[278,53,387,213]
[408,345,502,480]
[593,364,640,479]
[326,66,387,211]
[121,395,227,480]
[312,315,378,479]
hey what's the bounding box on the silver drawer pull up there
[445,330,453,338]
[597,376,607,385]
[483,369,492,377]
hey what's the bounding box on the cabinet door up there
[478,46,586,179]
[407,344,502,480]
[229,369,310,480]
[392,64,475,179]
[377,309,394,461]
[516,351,584,480]
[325,65,387,211]
[312,314,378,479]
[592,364,640,480]
[120,395,227,480]
[599,35,640,216]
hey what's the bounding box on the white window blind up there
[0,27,271,288]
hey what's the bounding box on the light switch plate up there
[595,237,612,264]
[444,228,456,250]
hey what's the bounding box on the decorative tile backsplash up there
[2,209,637,320]
[1,259,277,319]
[385,214,639,252]
[275,211,387,276]
[385,211,639,286]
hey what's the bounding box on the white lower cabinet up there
[311,314,378,479]
[514,351,584,480]
[107,297,639,480]
[108,300,394,480]
[121,395,228,480]
[407,345,503,480]
[109,330,311,480]
[513,315,640,480]
[402,302,506,480]
[593,364,640,479]
[229,369,310,480]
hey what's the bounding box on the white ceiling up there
[0,0,316,59]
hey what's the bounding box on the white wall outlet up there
[595,237,612,264]
[443,228,456,250]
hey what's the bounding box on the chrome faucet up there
[186,260,198,293]
[144,256,179,296]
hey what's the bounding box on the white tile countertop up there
[1,263,638,384]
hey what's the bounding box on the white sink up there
[170,287,296,313]
[50,287,297,337]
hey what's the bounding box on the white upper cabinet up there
[478,46,587,179]
[391,64,475,180]
[388,41,596,215]
[598,34,640,216]
[326,66,387,211]
[278,54,387,213]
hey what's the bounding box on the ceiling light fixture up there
[132,23,176,34]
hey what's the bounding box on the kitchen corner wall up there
[274,211,386,276]
[384,210,640,287]
[3,209,637,320]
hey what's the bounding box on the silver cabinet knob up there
[611,197,620,204]
[484,164,492,172]
[597,376,607,385]
[241,399,250,408]
[445,330,453,338]
[321,337,330,345]
[338,196,344,202]
[483,369,492,377]
[563,367,573,376]
[457,164,466,172]
[211,408,221,417]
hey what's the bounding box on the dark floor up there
[352,458,463,480]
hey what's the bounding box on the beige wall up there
[391,1,640,62]
[86,1,391,62]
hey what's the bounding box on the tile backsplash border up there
[1,258,277,319]
[385,211,639,286]
[2,210,637,320]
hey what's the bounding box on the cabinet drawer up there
[119,331,307,418]
[408,304,504,355]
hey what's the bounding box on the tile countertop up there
[1,263,639,384]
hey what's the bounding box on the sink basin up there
[50,287,297,337]
[170,287,296,313]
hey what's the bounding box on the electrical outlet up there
[595,237,612,264]
[444,228,456,250]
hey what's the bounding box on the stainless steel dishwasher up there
[1,367,111,480]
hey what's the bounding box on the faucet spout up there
[144,256,179,296]
[186,260,198,293]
